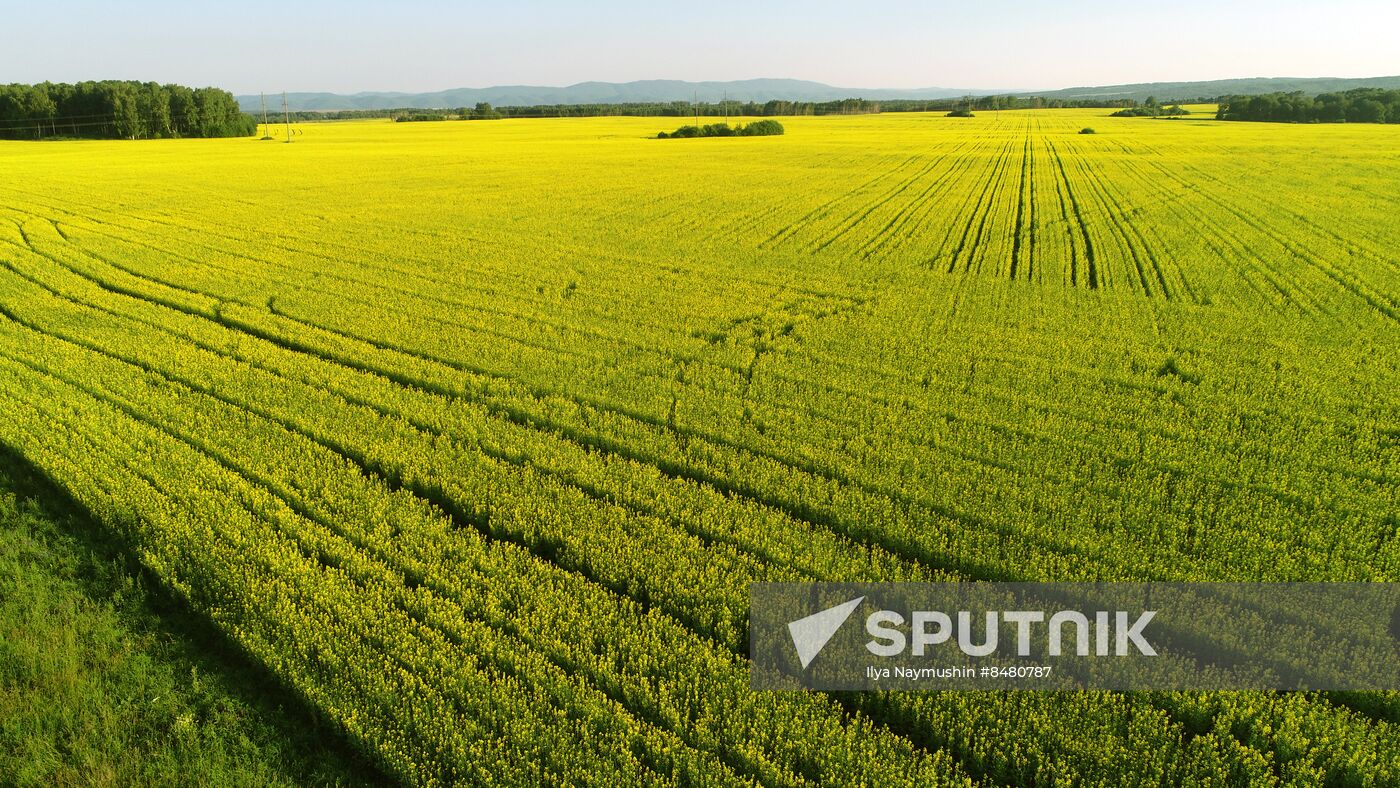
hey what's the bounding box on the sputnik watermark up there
[791,599,1156,668]
[787,596,864,668]
[864,609,1156,658]
[751,583,1400,691]
[864,664,1054,681]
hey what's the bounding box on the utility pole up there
[282,91,291,143]
[260,93,269,138]
[724,90,729,126]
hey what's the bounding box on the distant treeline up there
[1110,97,1190,117]
[286,94,1147,123]
[509,98,890,117]
[0,81,255,140]
[1216,89,1400,123]
[499,95,1143,116]
[657,120,784,139]
[393,103,505,122]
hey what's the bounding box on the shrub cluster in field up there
[1111,97,1190,117]
[657,119,784,138]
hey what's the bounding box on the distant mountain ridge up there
[239,75,1400,112]
[238,79,992,112]
[1017,75,1400,102]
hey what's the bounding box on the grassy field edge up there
[0,441,389,786]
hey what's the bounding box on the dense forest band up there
[0,81,255,140]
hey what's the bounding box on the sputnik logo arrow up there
[788,596,864,669]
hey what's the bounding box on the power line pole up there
[260,93,269,138]
[282,91,291,143]
[724,90,729,126]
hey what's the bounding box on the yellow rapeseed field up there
[1,109,1397,784]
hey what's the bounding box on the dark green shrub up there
[655,119,784,139]
[740,119,784,136]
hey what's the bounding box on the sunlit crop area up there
[1,109,1397,785]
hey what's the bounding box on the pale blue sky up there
[7,1,1398,93]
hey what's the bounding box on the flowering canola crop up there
[0,109,1396,785]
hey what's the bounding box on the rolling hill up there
[238,75,1400,113]
[236,79,991,112]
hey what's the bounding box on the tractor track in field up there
[13,233,1215,615]
[6,209,858,437]
[855,138,983,260]
[4,255,1344,788]
[1009,132,1032,280]
[940,137,1016,273]
[2,235,1175,788]
[1025,119,1042,280]
[0,288,801,594]
[0,185,542,292]
[6,121,1399,782]
[806,152,963,254]
[859,154,982,259]
[3,199,692,354]
[7,209,1044,489]
[958,135,1022,276]
[3,306,990,785]
[1087,151,1216,304]
[1060,137,1172,299]
[884,130,996,264]
[5,195,885,401]
[2,225,1097,588]
[1044,139,1098,289]
[1127,145,1400,280]
[722,152,909,242]
[1115,156,1336,319]
[4,183,868,345]
[7,179,880,346]
[11,180,870,305]
[0,351,785,786]
[1041,132,1081,286]
[758,154,923,249]
[6,217,1379,558]
[0,369,713,785]
[1143,155,1400,322]
[1106,144,1396,323]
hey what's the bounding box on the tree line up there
[393,103,505,122]
[1216,89,1400,123]
[0,81,255,140]
[285,95,1146,123]
[496,95,1141,117]
[1110,97,1190,117]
